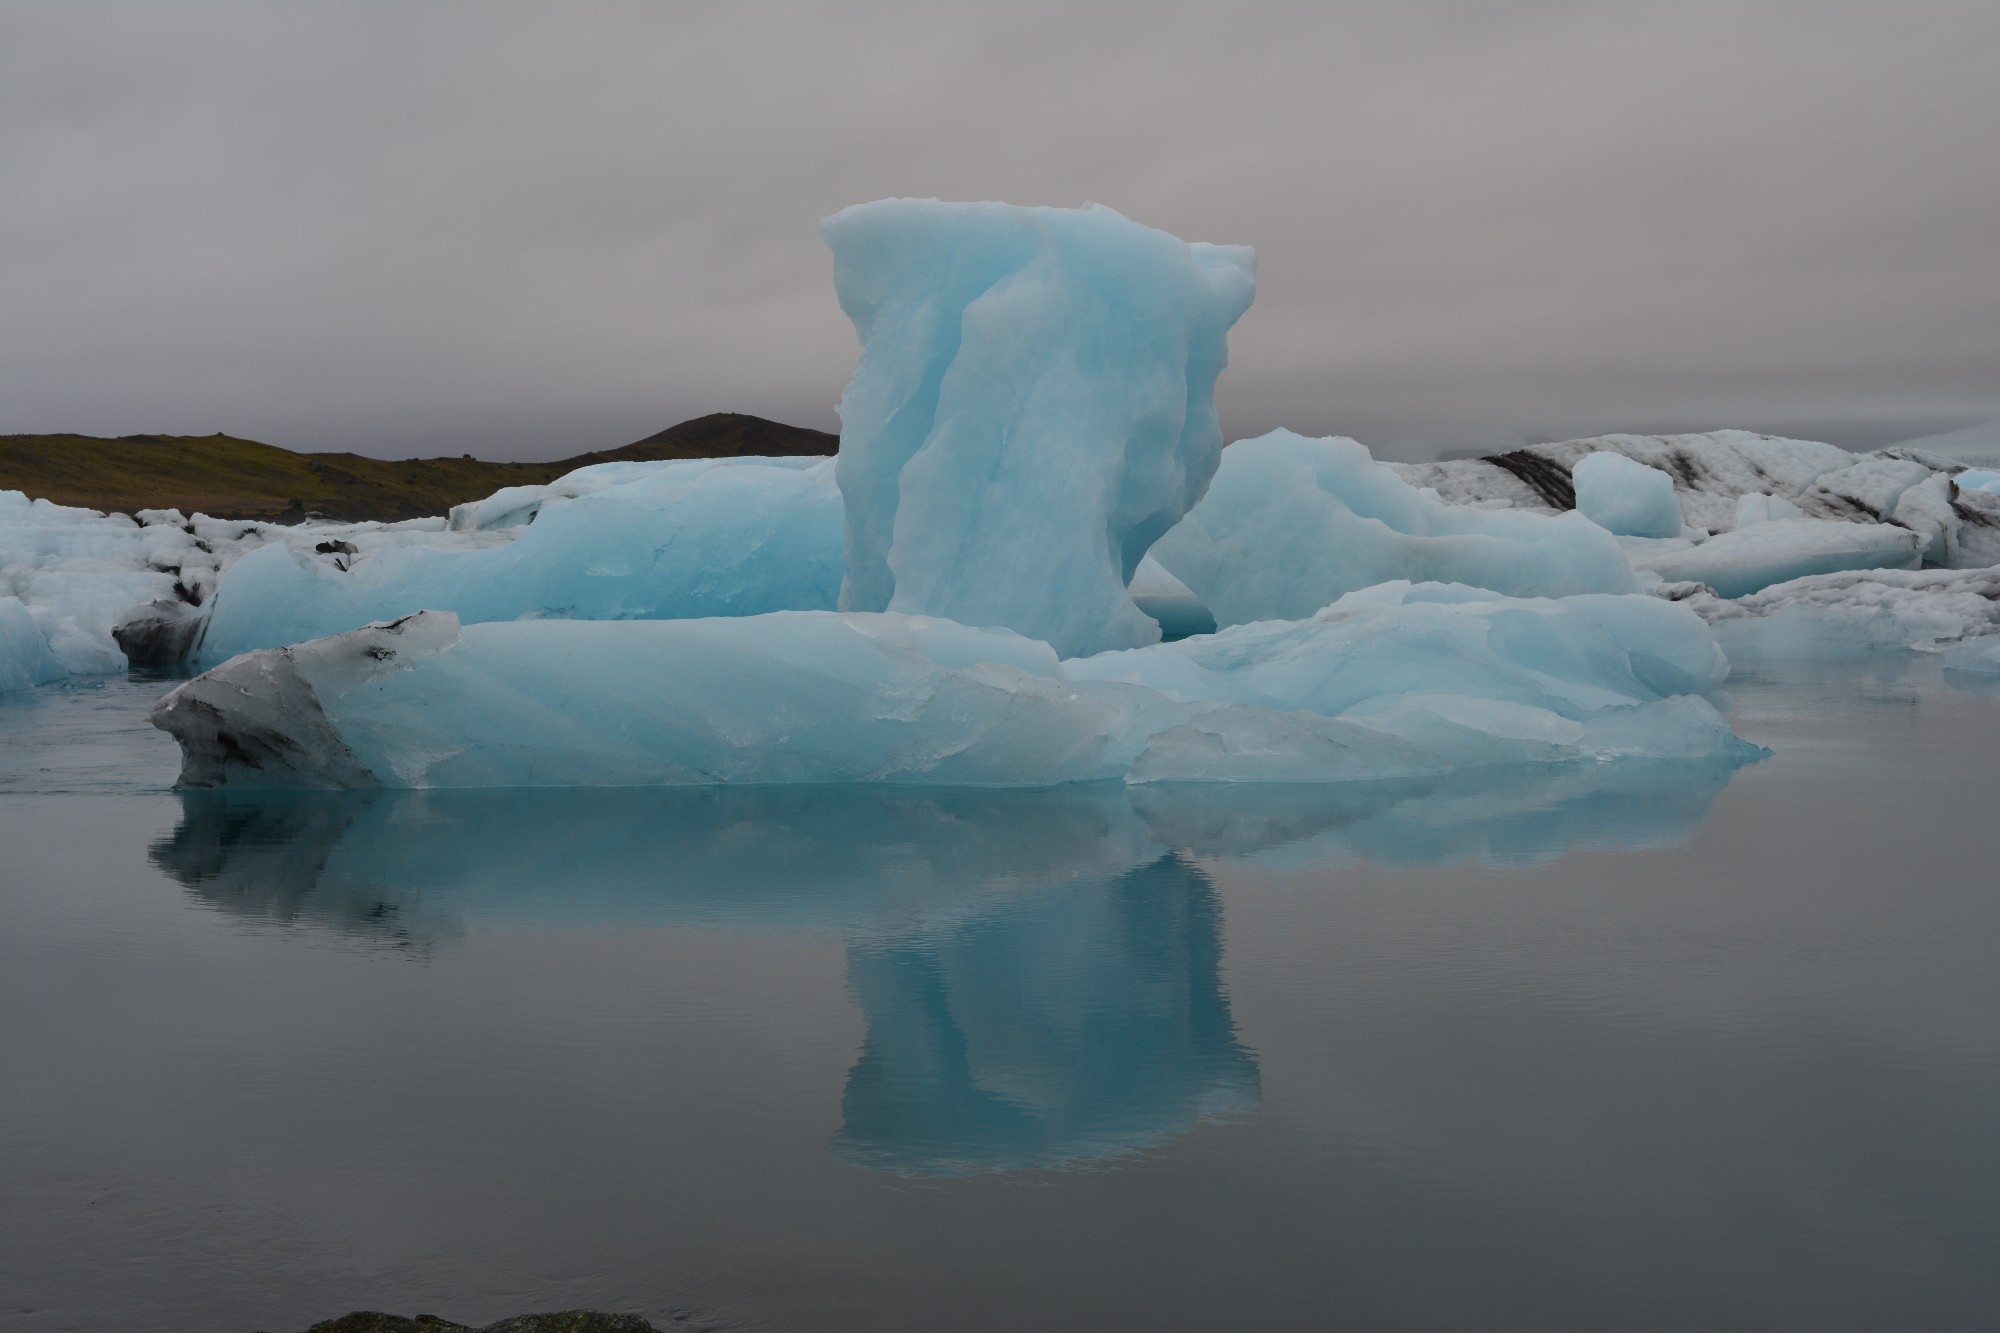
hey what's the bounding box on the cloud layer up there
[5,2,1997,459]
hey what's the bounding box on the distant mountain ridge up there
[0,412,837,522]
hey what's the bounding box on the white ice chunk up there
[1631,518,1923,598]
[1572,451,1683,538]
[1950,486,2000,567]
[822,199,1256,658]
[151,584,1754,790]
[1957,468,2000,493]
[1793,457,1938,535]
[1733,491,1804,527]
[1682,565,2000,656]
[1390,430,1856,532]
[1147,431,1637,628]
[195,458,843,664]
[0,490,215,687]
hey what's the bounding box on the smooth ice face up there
[150,584,1755,790]
[1733,492,1805,528]
[0,595,65,692]
[1941,636,2000,674]
[1147,431,1638,627]
[1633,519,1923,599]
[195,458,843,664]
[1572,451,1683,538]
[821,199,1256,658]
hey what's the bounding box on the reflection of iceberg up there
[837,854,1258,1176]
[153,763,1743,939]
[150,766,1740,1171]
[1132,757,1746,870]
[152,785,1256,1175]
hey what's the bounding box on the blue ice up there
[823,199,1255,658]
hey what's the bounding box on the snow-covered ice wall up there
[822,199,1255,658]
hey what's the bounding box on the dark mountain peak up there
[588,411,838,464]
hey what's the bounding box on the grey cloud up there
[3,1,1996,460]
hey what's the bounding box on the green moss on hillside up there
[0,413,836,522]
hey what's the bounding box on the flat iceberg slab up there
[194,457,843,664]
[151,584,1755,790]
[1635,518,1923,599]
[1148,431,1638,627]
[1681,565,2000,656]
[823,199,1255,657]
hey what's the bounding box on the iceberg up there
[1941,636,2000,675]
[150,584,1754,790]
[1633,519,1924,599]
[192,457,843,664]
[1391,430,1858,532]
[1147,430,1637,628]
[1572,451,1683,538]
[823,199,1256,658]
[0,595,65,692]
[1391,429,2000,569]
[1681,566,2000,656]
[1732,492,1805,528]
[0,489,265,689]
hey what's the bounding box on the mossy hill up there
[0,413,836,523]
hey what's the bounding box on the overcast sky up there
[4,1,1996,461]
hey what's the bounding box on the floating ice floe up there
[1675,565,2000,657]
[149,582,1755,789]
[1941,636,2000,675]
[1147,431,1637,628]
[1626,519,1925,599]
[824,198,1256,658]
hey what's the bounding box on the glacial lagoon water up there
[2,660,1997,1332]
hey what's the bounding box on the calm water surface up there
[2,660,1996,1331]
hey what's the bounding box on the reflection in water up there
[838,853,1257,1175]
[151,761,1740,1172]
